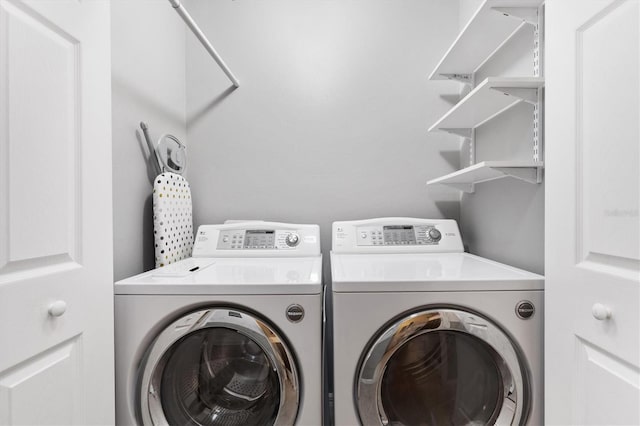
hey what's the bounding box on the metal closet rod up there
[168,0,240,88]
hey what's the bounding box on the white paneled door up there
[0,0,113,424]
[546,0,640,424]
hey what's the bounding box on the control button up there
[360,232,368,239]
[222,236,229,243]
[428,228,442,242]
[286,233,300,247]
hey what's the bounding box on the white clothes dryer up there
[115,222,323,426]
[330,218,544,426]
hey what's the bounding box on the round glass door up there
[140,308,299,426]
[160,328,280,425]
[357,309,528,426]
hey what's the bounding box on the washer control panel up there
[216,229,300,250]
[193,222,319,257]
[332,218,463,253]
[357,224,443,246]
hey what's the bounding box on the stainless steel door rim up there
[139,308,299,425]
[357,308,529,426]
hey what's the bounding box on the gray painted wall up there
[110,0,542,280]
[459,0,482,29]
[458,12,545,274]
[111,0,187,280]
[183,0,461,261]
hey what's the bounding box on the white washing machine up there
[330,218,544,426]
[115,222,323,426]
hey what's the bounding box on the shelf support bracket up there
[431,183,475,193]
[533,88,543,162]
[491,87,538,105]
[440,94,461,106]
[446,183,475,193]
[533,3,544,162]
[491,7,538,26]
[440,73,473,85]
[441,128,473,139]
[493,167,542,185]
[469,128,476,166]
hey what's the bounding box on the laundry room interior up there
[1,0,638,425]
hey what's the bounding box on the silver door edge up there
[356,308,529,426]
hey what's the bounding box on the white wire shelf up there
[429,0,543,83]
[426,160,544,193]
[428,77,544,135]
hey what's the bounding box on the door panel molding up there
[0,335,83,425]
[574,337,640,425]
[0,0,83,275]
[575,0,640,264]
[578,253,640,281]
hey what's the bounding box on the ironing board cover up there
[153,173,194,267]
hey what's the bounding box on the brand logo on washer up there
[516,301,535,319]
[286,304,305,323]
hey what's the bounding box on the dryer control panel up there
[332,218,463,253]
[193,222,321,258]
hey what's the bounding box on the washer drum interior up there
[139,308,299,426]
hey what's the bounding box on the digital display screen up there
[244,230,275,248]
[383,225,416,243]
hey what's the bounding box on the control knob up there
[428,228,442,242]
[286,233,300,247]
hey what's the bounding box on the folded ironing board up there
[153,173,194,267]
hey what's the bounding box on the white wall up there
[458,14,545,273]
[183,0,461,258]
[111,0,187,280]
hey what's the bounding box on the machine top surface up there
[116,222,322,295]
[330,218,543,292]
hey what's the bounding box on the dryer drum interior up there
[356,309,529,426]
[139,308,300,426]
